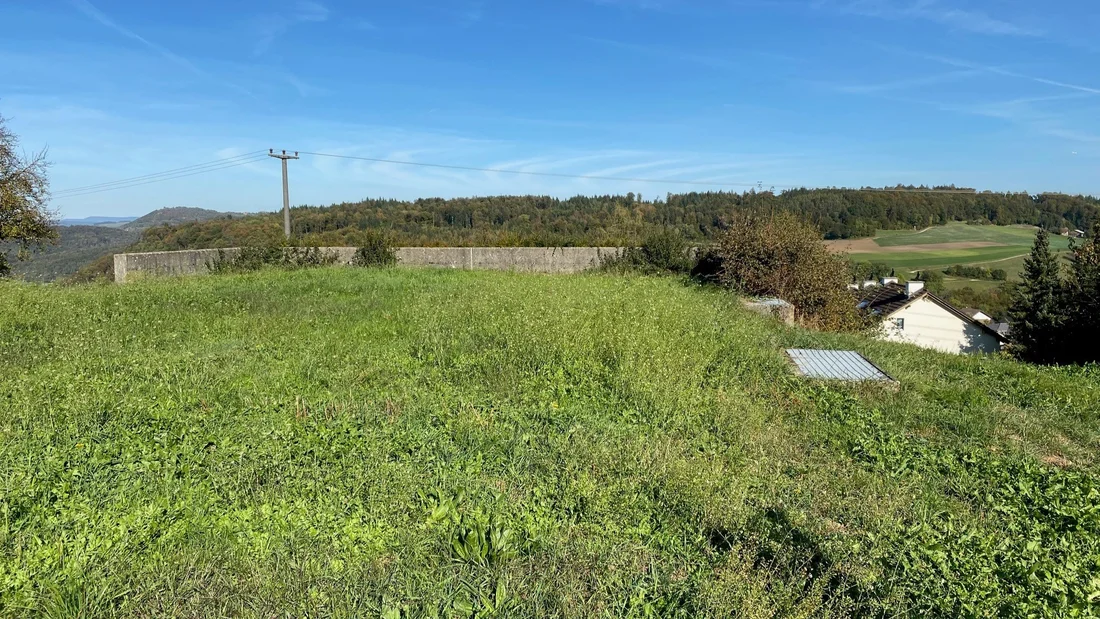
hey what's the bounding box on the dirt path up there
[975,253,1028,265]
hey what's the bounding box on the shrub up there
[600,229,692,274]
[208,245,337,273]
[352,231,397,268]
[712,212,864,331]
[690,248,724,283]
[914,270,946,294]
[944,264,999,280]
[849,260,895,283]
[990,268,1007,281]
[67,254,115,284]
[638,229,692,272]
[942,283,1017,321]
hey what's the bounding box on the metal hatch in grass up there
[785,349,894,382]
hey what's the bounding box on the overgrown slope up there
[12,208,243,282]
[6,225,139,282]
[1,269,1097,617]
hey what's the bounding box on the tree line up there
[125,189,1100,253]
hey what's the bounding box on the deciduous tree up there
[713,212,864,331]
[0,114,55,276]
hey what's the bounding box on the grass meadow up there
[872,223,1071,249]
[844,223,1076,289]
[849,246,1032,271]
[2,268,1099,617]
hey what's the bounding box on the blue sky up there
[2,0,1099,218]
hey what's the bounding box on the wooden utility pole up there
[269,149,299,238]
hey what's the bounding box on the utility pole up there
[269,149,299,239]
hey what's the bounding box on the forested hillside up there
[7,225,139,282]
[12,207,241,282]
[127,188,1100,252]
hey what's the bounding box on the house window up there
[891,318,905,330]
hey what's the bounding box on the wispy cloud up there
[817,0,1041,37]
[490,151,646,173]
[585,159,686,177]
[254,1,331,55]
[652,160,788,179]
[71,0,204,76]
[827,47,1100,147]
[596,0,1040,37]
[441,1,485,28]
[947,96,1100,144]
[583,36,802,70]
[589,0,670,8]
[832,68,981,93]
[463,3,486,26]
[283,73,328,97]
[918,52,1100,95]
[584,37,735,70]
[861,90,1100,145]
[71,0,255,97]
[923,6,1040,36]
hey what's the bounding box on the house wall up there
[881,297,1002,355]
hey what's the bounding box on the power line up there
[53,154,271,198]
[53,156,270,199]
[52,151,269,196]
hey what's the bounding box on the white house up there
[859,281,1006,355]
[961,308,993,324]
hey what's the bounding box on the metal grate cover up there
[785,349,893,382]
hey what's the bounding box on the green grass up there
[873,223,1072,250]
[2,268,1099,617]
[854,223,1073,277]
[940,278,1003,293]
[850,246,1035,271]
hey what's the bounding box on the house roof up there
[858,283,1008,342]
[858,283,917,316]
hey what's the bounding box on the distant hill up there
[11,207,243,282]
[122,207,240,231]
[59,216,137,227]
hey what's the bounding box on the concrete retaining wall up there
[114,248,236,284]
[114,246,622,283]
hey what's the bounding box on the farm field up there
[872,223,1068,248]
[829,222,1075,289]
[2,268,1098,617]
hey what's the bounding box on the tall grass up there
[1,268,1097,617]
